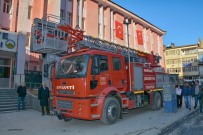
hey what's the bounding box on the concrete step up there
[0,103,29,108]
[0,98,18,102]
[0,93,17,96]
[0,98,18,101]
[0,89,31,113]
[0,101,18,105]
[0,106,31,112]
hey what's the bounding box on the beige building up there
[164,39,203,83]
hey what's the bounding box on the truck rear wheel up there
[101,97,121,125]
[151,92,162,110]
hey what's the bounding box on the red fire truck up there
[31,15,174,125]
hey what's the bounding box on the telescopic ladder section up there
[77,36,140,63]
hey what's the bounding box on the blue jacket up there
[182,86,192,96]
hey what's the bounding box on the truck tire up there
[101,97,121,125]
[151,92,162,111]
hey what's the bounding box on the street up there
[0,106,198,135]
[165,112,203,135]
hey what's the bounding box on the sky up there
[112,0,203,47]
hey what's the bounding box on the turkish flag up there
[115,21,123,40]
[136,30,143,45]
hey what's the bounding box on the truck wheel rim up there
[107,104,117,120]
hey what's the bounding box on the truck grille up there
[57,100,73,110]
[57,90,75,95]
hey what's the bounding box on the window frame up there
[112,57,121,71]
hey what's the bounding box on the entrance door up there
[0,58,11,88]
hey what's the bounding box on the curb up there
[158,109,199,135]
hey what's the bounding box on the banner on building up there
[136,30,143,45]
[183,62,192,67]
[115,21,123,40]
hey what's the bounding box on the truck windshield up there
[56,54,89,78]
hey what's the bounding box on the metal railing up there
[25,82,41,89]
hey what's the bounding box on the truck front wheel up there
[101,97,121,125]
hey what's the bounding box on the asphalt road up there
[166,112,203,135]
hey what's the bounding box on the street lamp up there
[123,19,132,91]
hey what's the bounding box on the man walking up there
[182,82,192,110]
[194,80,200,109]
[17,82,27,110]
[38,82,50,115]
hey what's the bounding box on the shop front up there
[0,30,17,89]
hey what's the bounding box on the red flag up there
[115,21,123,40]
[136,30,143,45]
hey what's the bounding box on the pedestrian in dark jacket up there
[198,87,203,113]
[182,82,192,110]
[38,82,50,115]
[17,82,27,110]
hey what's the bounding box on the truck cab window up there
[91,55,108,75]
[113,57,121,70]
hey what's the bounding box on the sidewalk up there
[0,104,198,135]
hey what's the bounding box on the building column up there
[143,27,147,51]
[150,31,152,52]
[157,35,160,55]
[133,21,137,49]
[78,0,83,28]
[124,19,128,46]
[110,10,114,42]
[99,6,104,39]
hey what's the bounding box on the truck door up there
[111,56,127,91]
[90,55,111,95]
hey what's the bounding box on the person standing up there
[198,87,203,113]
[38,82,50,115]
[175,84,182,108]
[17,82,27,110]
[182,82,192,110]
[193,80,200,109]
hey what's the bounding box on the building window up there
[183,66,198,72]
[76,0,79,26]
[82,18,85,30]
[104,25,106,39]
[98,23,101,37]
[199,54,203,62]
[28,6,32,19]
[26,33,31,47]
[60,9,65,19]
[67,12,72,26]
[183,48,197,55]
[3,0,10,14]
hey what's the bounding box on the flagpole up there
[123,19,132,91]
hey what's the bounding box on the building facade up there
[164,39,203,83]
[71,0,166,67]
[1,0,166,88]
[0,0,73,88]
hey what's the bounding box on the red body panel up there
[52,50,165,120]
